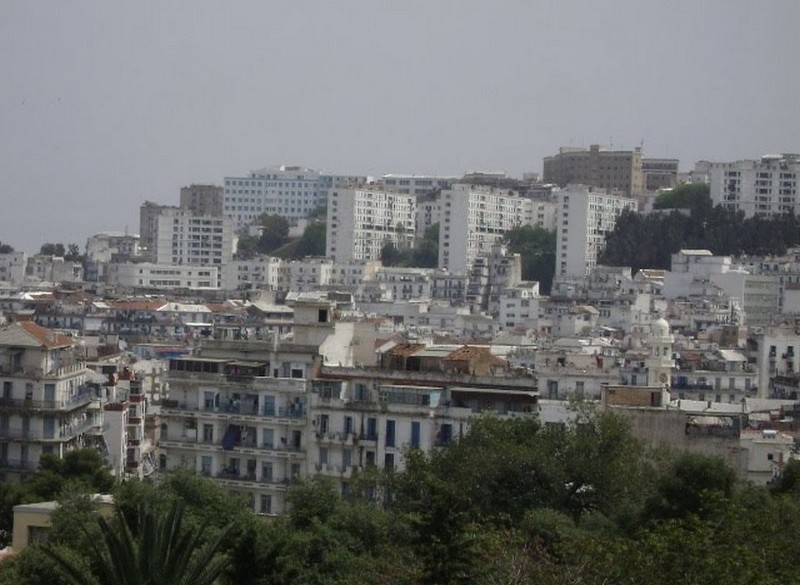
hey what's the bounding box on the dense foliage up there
[600,186,800,272]
[380,223,440,269]
[0,241,13,254]
[2,414,799,584]
[503,225,556,293]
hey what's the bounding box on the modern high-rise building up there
[555,185,637,277]
[438,185,533,274]
[180,184,224,217]
[543,145,644,198]
[223,165,367,232]
[326,187,416,263]
[708,154,800,218]
[152,208,233,269]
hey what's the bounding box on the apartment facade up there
[543,144,644,198]
[439,185,532,274]
[224,165,367,231]
[555,185,637,278]
[0,322,99,480]
[708,154,800,218]
[326,188,417,263]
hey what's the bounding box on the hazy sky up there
[1,1,798,252]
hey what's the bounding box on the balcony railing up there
[0,393,95,411]
[0,418,98,441]
[161,401,306,420]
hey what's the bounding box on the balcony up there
[0,418,99,442]
[0,392,95,412]
[160,401,306,424]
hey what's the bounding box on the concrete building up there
[180,184,224,217]
[708,154,800,218]
[555,185,637,278]
[664,250,779,326]
[0,252,27,286]
[377,174,456,197]
[543,144,644,198]
[139,202,177,260]
[146,208,233,288]
[642,158,680,191]
[25,256,84,285]
[107,263,219,291]
[754,326,800,399]
[224,165,368,232]
[326,187,416,263]
[0,322,100,480]
[439,185,532,274]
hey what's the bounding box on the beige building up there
[642,158,680,191]
[543,144,644,198]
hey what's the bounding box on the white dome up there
[651,317,670,338]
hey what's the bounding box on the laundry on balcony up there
[222,424,241,450]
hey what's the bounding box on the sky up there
[1,1,799,253]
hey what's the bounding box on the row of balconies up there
[0,418,99,442]
[161,402,307,423]
[160,436,305,457]
[0,393,94,412]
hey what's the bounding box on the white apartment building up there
[0,252,27,286]
[373,267,433,301]
[665,250,779,325]
[377,174,457,197]
[150,208,233,288]
[0,322,100,480]
[754,326,800,399]
[709,154,800,218]
[108,263,219,291]
[497,283,540,331]
[25,256,84,285]
[326,188,416,263]
[224,165,367,231]
[439,185,533,274]
[555,185,637,278]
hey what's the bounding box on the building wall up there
[109,263,219,290]
[556,186,637,277]
[326,188,416,263]
[180,184,224,217]
[439,185,532,274]
[708,155,800,218]
[543,145,644,197]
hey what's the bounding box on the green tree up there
[653,183,712,215]
[0,241,14,254]
[256,214,290,253]
[503,225,556,293]
[65,244,83,262]
[292,222,326,257]
[40,243,66,257]
[44,501,232,585]
[642,452,737,523]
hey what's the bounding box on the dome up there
[651,317,670,338]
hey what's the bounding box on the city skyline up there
[2,0,799,252]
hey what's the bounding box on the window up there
[384,453,395,471]
[410,421,421,448]
[385,420,396,448]
[260,495,272,515]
